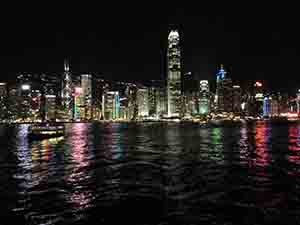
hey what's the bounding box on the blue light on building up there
[216,64,226,81]
[263,97,270,117]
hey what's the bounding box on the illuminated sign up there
[21,84,30,90]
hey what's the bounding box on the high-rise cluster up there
[0,28,299,123]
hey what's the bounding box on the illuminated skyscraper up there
[61,59,73,120]
[263,96,271,117]
[156,87,167,118]
[0,83,7,121]
[137,87,149,117]
[167,30,182,117]
[199,80,210,115]
[102,91,120,120]
[148,86,157,117]
[45,95,56,121]
[253,81,263,116]
[297,90,300,113]
[216,65,233,113]
[232,85,241,114]
[0,83,7,97]
[183,72,198,117]
[81,74,92,120]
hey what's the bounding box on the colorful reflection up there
[211,127,222,145]
[253,121,271,168]
[239,125,249,162]
[29,135,65,188]
[105,123,124,160]
[211,128,225,163]
[287,124,300,165]
[66,123,93,210]
[15,124,33,188]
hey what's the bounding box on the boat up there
[28,123,65,141]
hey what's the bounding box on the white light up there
[168,30,179,39]
[241,102,246,110]
[45,95,56,98]
[21,84,30,90]
[200,80,208,85]
[107,91,118,95]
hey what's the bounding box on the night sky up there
[1,4,299,93]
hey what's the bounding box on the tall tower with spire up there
[216,64,233,113]
[61,59,73,120]
[167,29,182,117]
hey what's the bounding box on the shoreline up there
[1,117,299,125]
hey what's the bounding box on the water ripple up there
[1,121,300,224]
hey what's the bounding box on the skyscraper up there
[81,74,92,120]
[232,85,241,114]
[199,80,210,115]
[297,90,300,113]
[137,87,149,117]
[61,59,73,120]
[0,83,7,97]
[148,86,157,117]
[45,95,56,121]
[167,30,182,117]
[216,65,233,113]
[102,91,120,120]
[253,81,263,116]
[183,72,198,117]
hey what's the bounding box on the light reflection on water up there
[1,121,300,224]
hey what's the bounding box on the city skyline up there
[1,5,300,93]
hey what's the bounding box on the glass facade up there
[167,30,181,117]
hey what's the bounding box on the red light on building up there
[74,87,81,97]
[255,81,262,87]
[287,112,298,118]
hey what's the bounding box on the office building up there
[148,86,157,117]
[0,83,7,97]
[45,95,56,121]
[216,65,233,113]
[102,91,120,120]
[81,74,92,120]
[167,30,182,117]
[137,87,149,117]
[232,85,241,114]
[61,59,73,120]
[253,81,263,116]
[199,80,210,115]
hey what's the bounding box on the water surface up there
[1,121,300,224]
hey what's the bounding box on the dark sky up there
[1,4,299,93]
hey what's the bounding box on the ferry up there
[28,123,65,141]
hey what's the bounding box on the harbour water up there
[1,121,300,225]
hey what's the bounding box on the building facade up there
[216,65,233,113]
[81,74,92,120]
[137,87,149,117]
[102,91,120,120]
[199,80,210,115]
[232,85,241,114]
[167,30,182,117]
[61,59,73,120]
